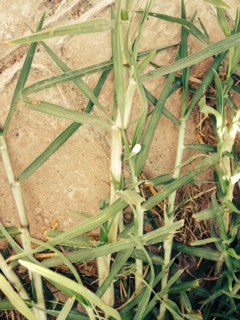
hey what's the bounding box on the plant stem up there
[158,117,187,320]
[0,136,47,319]
[0,252,29,300]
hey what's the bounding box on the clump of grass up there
[1,0,240,319]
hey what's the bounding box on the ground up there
[0,0,238,240]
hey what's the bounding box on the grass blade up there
[96,248,133,298]
[20,260,121,320]
[0,274,37,320]
[41,42,108,114]
[143,155,216,210]
[2,14,45,135]
[141,33,240,81]
[203,0,230,9]
[8,19,114,45]
[23,97,112,128]
[173,241,221,261]
[22,60,112,95]
[56,296,76,320]
[148,12,210,44]
[135,72,176,175]
[18,69,110,182]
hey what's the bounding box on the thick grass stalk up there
[0,136,46,319]
[214,110,240,276]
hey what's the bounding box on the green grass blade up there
[169,280,200,294]
[18,123,80,182]
[9,19,114,46]
[0,274,37,320]
[141,33,240,81]
[184,52,226,119]
[112,1,125,123]
[29,237,83,285]
[18,69,110,182]
[2,14,45,135]
[144,87,180,125]
[190,238,220,246]
[133,239,155,320]
[96,248,133,298]
[203,0,230,9]
[135,72,176,175]
[56,296,75,320]
[148,12,210,44]
[12,219,183,266]
[217,8,231,37]
[173,241,221,261]
[0,226,21,239]
[193,207,217,221]
[23,97,112,128]
[143,156,216,210]
[40,42,108,114]
[22,60,112,96]
[185,144,217,152]
[0,299,15,311]
[159,269,184,298]
[19,260,121,320]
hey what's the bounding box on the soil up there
[0,0,239,240]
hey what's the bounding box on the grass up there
[0,0,240,319]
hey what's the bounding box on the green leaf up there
[190,238,220,246]
[173,241,221,261]
[227,248,240,259]
[19,260,121,320]
[15,220,183,268]
[185,144,217,152]
[41,42,108,114]
[22,60,112,96]
[148,12,210,44]
[0,227,21,239]
[45,230,93,248]
[144,86,180,125]
[135,72,176,175]
[169,280,200,293]
[141,32,240,81]
[116,190,144,207]
[217,8,231,37]
[56,296,75,320]
[23,97,113,128]
[143,156,216,210]
[96,248,133,298]
[203,0,230,9]
[9,19,114,45]
[163,299,183,320]
[0,274,37,320]
[2,14,45,135]
[112,2,125,124]
[18,69,110,182]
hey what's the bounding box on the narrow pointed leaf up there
[203,0,230,9]
[18,69,110,182]
[0,274,37,320]
[148,12,210,44]
[41,42,107,114]
[141,33,240,81]
[56,296,75,320]
[22,60,112,95]
[2,14,45,135]
[23,97,112,128]
[19,260,121,320]
[9,19,114,45]
[143,156,216,210]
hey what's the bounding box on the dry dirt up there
[0,0,239,239]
